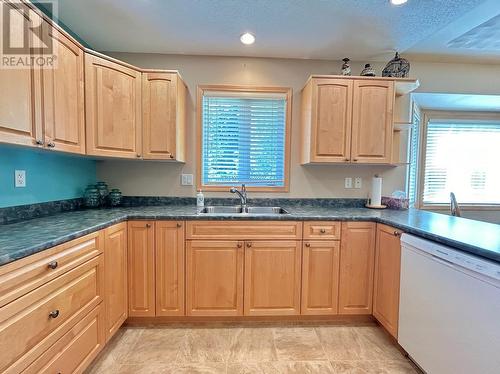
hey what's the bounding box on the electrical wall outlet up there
[15,170,26,187]
[181,174,193,186]
[344,177,353,189]
[354,177,362,189]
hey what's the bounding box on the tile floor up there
[86,322,419,374]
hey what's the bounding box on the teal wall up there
[0,145,96,208]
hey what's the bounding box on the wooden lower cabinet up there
[301,240,340,315]
[128,221,156,317]
[244,241,302,316]
[338,222,376,315]
[23,304,106,374]
[186,240,244,316]
[155,221,185,316]
[104,223,128,341]
[373,224,403,338]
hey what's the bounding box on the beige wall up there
[96,53,500,200]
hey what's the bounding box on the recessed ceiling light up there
[240,32,255,45]
[390,0,408,5]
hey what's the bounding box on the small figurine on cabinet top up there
[341,57,351,76]
[360,63,376,77]
[382,52,410,78]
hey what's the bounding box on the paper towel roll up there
[371,176,382,206]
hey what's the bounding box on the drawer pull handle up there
[320,229,326,234]
[47,261,58,270]
[49,310,60,319]
[305,243,311,247]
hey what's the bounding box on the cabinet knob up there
[146,223,152,228]
[393,231,401,237]
[320,228,326,234]
[47,141,55,148]
[136,154,141,158]
[169,154,175,159]
[176,223,182,228]
[353,158,358,162]
[344,158,350,162]
[47,261,58,270]
[246,242,252,248]
[305,243,311,247]
[48,310,60,319]
[35,140,44,145]
[237,243,242,248]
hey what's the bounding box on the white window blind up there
[423,121,500,205]
[201,93,287,188]
[407,104,420,206]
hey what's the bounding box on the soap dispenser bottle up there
[196,189,204,213]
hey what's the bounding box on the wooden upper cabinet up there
[42,26,85,154]
[142,72,186,161]
[155,221,185,316]
[104,223,128,341]
[0,2,42,147]
[373,224,403,338]
[301,240,340,315]
[301,78,353,163]
[85,53,142,158]
[351,80,394,163]
[339,222,376,315]
[127,221,155,317]
[186,240,244,316]
[244,240,302,316]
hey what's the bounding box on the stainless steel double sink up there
[199,206,289,215]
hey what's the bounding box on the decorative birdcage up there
[382,52,410,78]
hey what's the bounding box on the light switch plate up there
[181,174,193,186]
[344,177,353,189]
[15,170,26,187]
[354,177,362,189]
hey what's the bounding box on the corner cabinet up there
[85,53,143,158]
[142,72,187,161]
[373,224,403,338]
[301,75,418,164]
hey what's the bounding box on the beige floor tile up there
[273,327,327,361]
[117,363,227,374]
[121,327,188,365]
[228,327,278,363]
[227,361,333,374]
[85,350,119,374]
[107,328,145,363]
[316,326,404,362]
[329,360,417,374]
[181,327,241,363]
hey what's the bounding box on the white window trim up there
[196,85,292,192]
[417,110,500,211]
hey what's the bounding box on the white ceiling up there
[413,93,500,111]
[48,0,500,62]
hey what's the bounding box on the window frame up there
[417,110,500,211]
[196,85,292,192]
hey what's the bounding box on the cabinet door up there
[186,240,243,316]
[42,26,85,154]
[373,224,403,338]
[310,79,353,162]
[155,221,185,316]
[244,241,301,316]
[85,53,142,158]
[339,222,376,314]
[351,80,394,163]
[301,240,340,315]
[104,223,127,341]
[0,2,42,147]
[127,221,155,316]
[142,72,178,160]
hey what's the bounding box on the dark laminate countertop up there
[0,205,499,266]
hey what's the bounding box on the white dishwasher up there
[398,234,500,374]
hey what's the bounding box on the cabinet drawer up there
[23,305,105,374]
[186,221,302,240]
[0,231,103,308]
[0,255,103,374]
[303,222,341,240]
